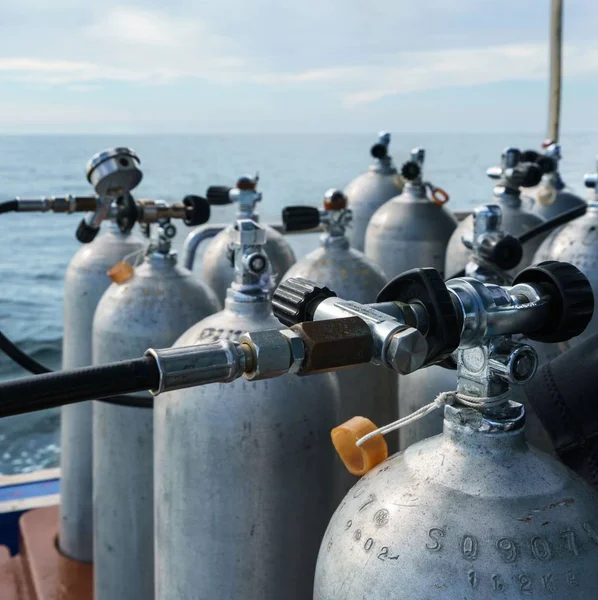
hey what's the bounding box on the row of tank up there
[3,136,598,600]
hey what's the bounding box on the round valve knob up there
[509,162,543,188]
[370,143,388,160]
[323,189,347,211]
[272,277,337,327]
[400,161,421,181]
[377,268,461,365]
[182,195,211,226]
[480,234,523,271]
[75,219,100,244]
[206,186,233,205]
[282,206,321,232]
[512,261,594,343]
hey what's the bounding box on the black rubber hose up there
[0,331,51,374]
[0,357,160,417]
[445,203,588,281]
[0,200,18,214]
[518,203,587,244]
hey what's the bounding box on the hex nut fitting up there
[280,329,305,374]
[239,329,293,380]
[386,326,428,374]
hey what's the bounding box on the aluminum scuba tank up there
[396,204,553,453]
[197,174,295,302]
[280,189,398,493]
[445,147,545,280]
[314,262,598,600]
[364,147,457,278]
[533,161,598,345]
[92,219,220,600]
[60,147,144,562]
[154,219,340,600]
[344,132,403,252]
[522,141,586,220]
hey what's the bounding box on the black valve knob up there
[272,278,337,326]
[370,143,388,160]
[521,150,540,163]
[481,234,523,271]
[509,162,543,188]
[536,155,557,175]
[400,161,421,181]
[182,195,211,226]
[377,268,461,365]
[115,193,138,234]
[282,206,321,232]
[206,186,233,205]
[513,261,594,343]
[76,219,99,244]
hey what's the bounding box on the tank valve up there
[282,189,352,241]
[462,204,523,282]
[400,148,449,206]
[206,174,261,219]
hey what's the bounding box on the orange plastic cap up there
[107,261,134,284]
[331,416,388,477]
[431,187,450,206]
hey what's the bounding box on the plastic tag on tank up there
[107,261,134,284]
[331,416,387,476]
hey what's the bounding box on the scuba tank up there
[533,162,598,345]
[60,147,211,562]
[60,148,145,562]
[314,262,598,600]
[344,132,403,252]
[396,204,553,453]
[279,189,398,494]
[154,219,340,600]
[445,147,545,280]
[92,219,220,600]
[522,141,586,220]
[364,147,457,278]
[186,174,295,302]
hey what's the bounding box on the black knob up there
[536,155,557,175]
[401,161,421,181]
[272,278,337,326]
[206,186,233,205]
[521,150,540,163]
[513,261,594,343]
[183,195,211,226]
[483,235,523,271]
[370,143,388,160]
[76,219,99,243]
[509,162,543,188]
[377,268,461,365]
[282,206,321,232]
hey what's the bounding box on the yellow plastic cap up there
[331,416,388,477]
[107,261,134,284]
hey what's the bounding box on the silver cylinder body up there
[60,226,143,562]
[92,253,220,600]
[445,195,545,279]
[155,298,340,600]
[345,166,402,252]
[200,224,295,302]
[525,187,586,220]
[281,236,398,496]
[364,186,457,279]
[314,405,598,599]
[533,203,598,345]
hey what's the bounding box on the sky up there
[0,0,597,134]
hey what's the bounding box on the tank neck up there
[236,209,259,221]
[442,402,527,453]
[493,187,522,208]
[320,232,349,250]
[401,181,427,202]
[145,250,177,268]
[224,293,272,317]
[369,158,396,176]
